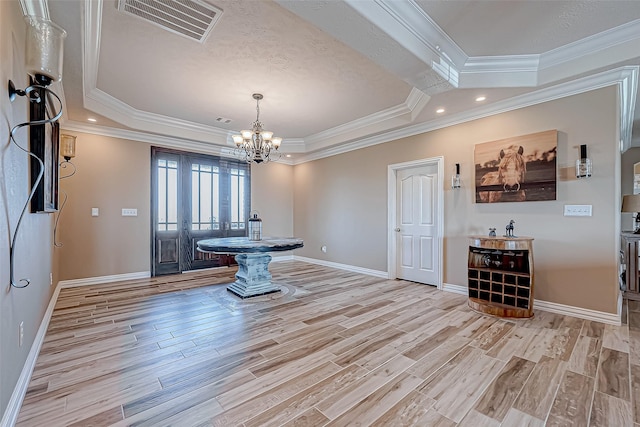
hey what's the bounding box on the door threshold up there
[182,266,231,274]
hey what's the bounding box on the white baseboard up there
[442,283,468,295]
[292,256,388,278]
[272,255,294,263]
[58,271,151,288]
[1,285,61,427]
[618,290,624,322]
[534,299,621,325]
[440,282,621,325]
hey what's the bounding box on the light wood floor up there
[16,261,640,426]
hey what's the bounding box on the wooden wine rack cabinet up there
[468,236,534,318]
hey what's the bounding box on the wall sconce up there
[576,144,592,178]
[451,163,461,189]
[25,16,66,85]
[54,135,77,247]
[60,134,76,161]
[8,16,66,288]
[622,194,640,233]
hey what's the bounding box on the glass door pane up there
[230,167,246,230]
[157,159,178,231]
[191,163,220,231]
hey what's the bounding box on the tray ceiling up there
[46,0,640,162]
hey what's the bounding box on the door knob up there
[394,228,400,232]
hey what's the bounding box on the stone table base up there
[226,253,281,298]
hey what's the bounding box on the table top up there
[197,237,304,254]
[622,231,640,239]
[469,235,533,251]
[468,235,534,241]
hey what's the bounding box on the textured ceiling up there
[97,0,411,138]
[48,0,640,160]
[416,0,640,56]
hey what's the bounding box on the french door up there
[151,147,251,276]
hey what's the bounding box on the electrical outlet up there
[563,205,592,216]
[122,208,138,217]
[91,207,99,217]
[19,322,24,347]
[321,245,327,253]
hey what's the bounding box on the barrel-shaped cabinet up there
[467,236,534,318]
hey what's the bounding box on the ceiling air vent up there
[117,0,223,43]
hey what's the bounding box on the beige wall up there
[251,162,294,238]
[57,134,294,280]
[294,87,620,313]
[0,3,57,417]
[56,133,151,280]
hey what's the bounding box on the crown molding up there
[303,88,428,152]
[60,120,295,165]
[540,19,640,71]
[83,0,102,97]
[281,138,306,153]
[380,3,640,92]
[369,0,467,68]
[618,66,638,152]
[84,88,231,143]
[344,0,462,91]
[460,55,539,88]
[462,55,540,74]
[292,66,638,164]
[68,64,637,167]
[61,120,228,154]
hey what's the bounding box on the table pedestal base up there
[226,253,280,298]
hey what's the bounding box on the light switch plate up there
[91,207,99,217]
[122,208,138,217]
[564,205,592,216]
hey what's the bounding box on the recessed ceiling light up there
[286,154,292,158]
[436,108,445,114]
[87,117,97,122]
[475,96,487,102]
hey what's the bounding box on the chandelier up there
[232,93,282,164]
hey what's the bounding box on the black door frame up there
[151,147,251,276]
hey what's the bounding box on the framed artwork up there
[29,83,59,213]
[475,130,557,203]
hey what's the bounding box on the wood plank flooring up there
[15,261,640,426]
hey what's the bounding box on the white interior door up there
[396,165,439,285]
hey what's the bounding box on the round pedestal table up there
[197,237,304,298]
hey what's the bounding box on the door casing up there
[387,156,444,288]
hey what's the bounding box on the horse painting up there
[475,130,557,203]
[478,145,527,203]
